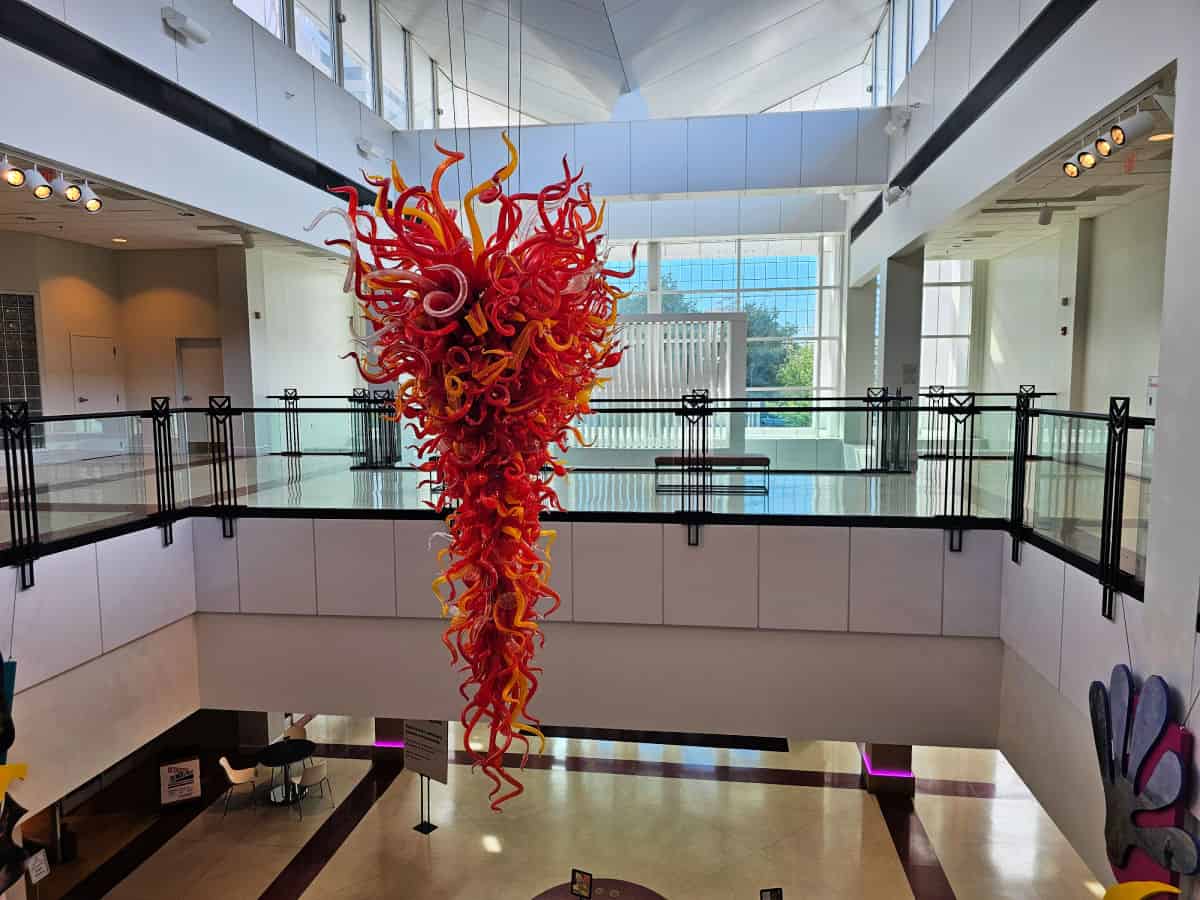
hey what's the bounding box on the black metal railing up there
[0,389,1154,614]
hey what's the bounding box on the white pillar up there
[879,249,925,397]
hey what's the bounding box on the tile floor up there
[87,716,1106,900]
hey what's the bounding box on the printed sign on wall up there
[159,758,201,805]
[403,720,449,785]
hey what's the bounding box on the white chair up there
[289,761,334,820]
[218,756,259,816]
[285,724,314,766]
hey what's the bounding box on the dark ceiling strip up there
[851,0,1100,245]
[0,0,373,204]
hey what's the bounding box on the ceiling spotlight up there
[111,237,128,244]
[79,181,103,213]
[1076,149,1097,170]
[26,168,52,200]
[1063,159,1080,178]
[1038,205,1053,226]
[1149,132,1174,142]
[51,172,81,202]
[1,156,24,188]
[1094,135,1114,158]
[1110,110,1155,147]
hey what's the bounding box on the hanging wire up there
[443,0,462,199]
[517,0,525,189]
[506,0,512,136]
[460,0,475,186]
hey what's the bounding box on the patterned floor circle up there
[532,878,669,899]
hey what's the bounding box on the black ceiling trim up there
[0,0,374,206]
[849,192,883,243]
[853,0,1100,245]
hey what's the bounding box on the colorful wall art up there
[311,134,629,808]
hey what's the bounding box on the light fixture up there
[1094,135,1114,158]
[25,168,52,200]
[79,181,103,213]
[111,237,128,244]
[161,7,211,43]
[1076,148,1097,170]
[1109,110,1155,147]
[51,172,81,202]
[884,184,910,205]
[1149,132,1174,142]
[1063,159,1080,178]
[1038,205,1053,226]
[884,105,916,137]
[1,156,24,188]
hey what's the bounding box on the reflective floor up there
[0,450,1148,580]
[86,715,1103,900]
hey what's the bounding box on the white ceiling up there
[0,150,320,254]
[925,108,1174,261]
[384,0,883,123]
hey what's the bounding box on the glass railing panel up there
[1123,425,1153,583]
[27,415,151,542]
[1026,413,1108,562]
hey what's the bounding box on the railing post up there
[942,394,976,552]
[925,385,945,460]
[864,387,888,472]
[283,388,300,456]
[350,387,368,463]
[206,395,238,539]
[1,401,38,589]
[150,397,177,547]
[680,389,710,547]
[372,388,398,466]
[1099,396,1131,620]
[1009,393,1032,562]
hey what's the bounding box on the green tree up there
[775,342,815,426]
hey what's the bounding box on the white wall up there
[1081,189,1169,416]
[981,235,1066,396]
[245,249,362,403]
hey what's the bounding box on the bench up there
[654,454,770,496]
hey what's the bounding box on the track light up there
[25,168,52,200]
[1,156,24,188]
[1076,148,1097,170]
[51,172,81,202]
[79,181,102,213]
[1094,135,1114,158]
[1109,110,1155,148]
[1062,159,1080,178]
[1037,205,1053,226]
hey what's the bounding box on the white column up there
[879,249,925,397]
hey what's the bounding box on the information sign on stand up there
[158,758,201,805]
[403,720,448,835]
[25,849,50,884]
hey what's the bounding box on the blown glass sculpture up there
[311,134,629,807]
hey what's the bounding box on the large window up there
[378,10,408,128]
[920,259,973,390]
[293,0,334,78]
[610,237,844,396]
[889,0,908,98]
[410,41,435,129]
[910,0,932,64]
[340,0,376,109]
[234,0,285,38]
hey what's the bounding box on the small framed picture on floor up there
[570,868,593,898]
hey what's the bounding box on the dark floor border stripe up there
[877,795,959,900]
[59,791,213,899]
[258,760,403,900]
[537,725,788,752]
[448,750,1003,798]
[1,1,372,205]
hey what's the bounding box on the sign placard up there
[403,720,449,785]
[25,849,50,884]
[760,890,783,900]
[569,868,593,898]
[159,758,201,805]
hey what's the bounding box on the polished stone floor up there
[0,449,1148,580]
[85,716,1104,900]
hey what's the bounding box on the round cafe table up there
[256,739,316,806]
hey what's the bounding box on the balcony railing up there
[0,388,1152,618]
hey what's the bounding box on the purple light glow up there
[860,746,914,779]
[374,740,406,748]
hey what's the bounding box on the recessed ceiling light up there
[1149,132,1174,142]
[178,211,196,217]
[111,237,128,244]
